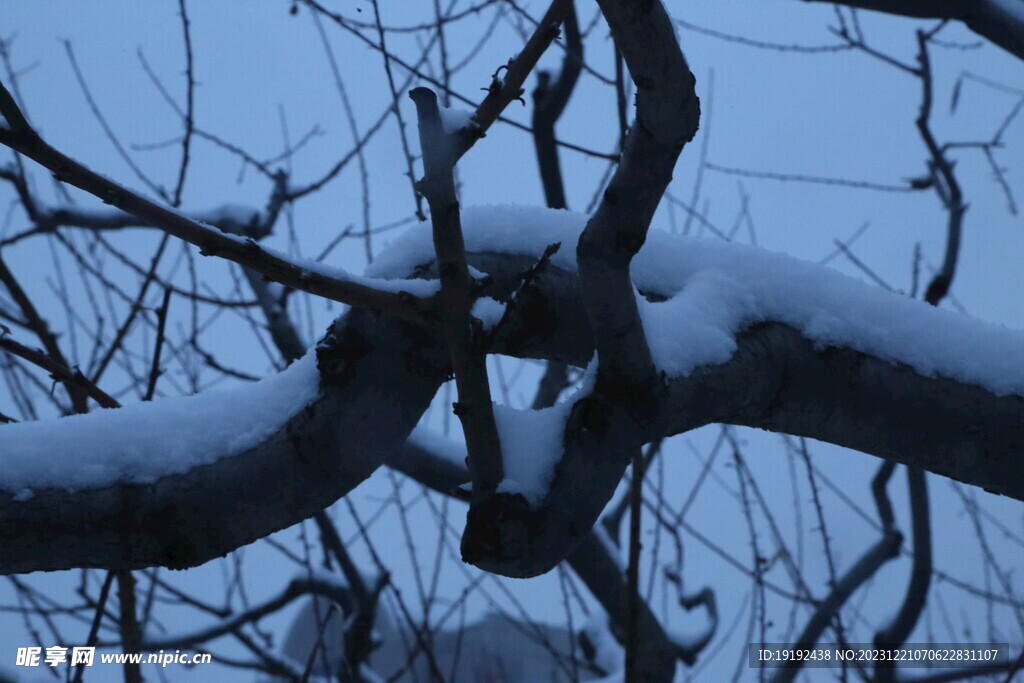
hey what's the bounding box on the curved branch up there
[577,0,699,405]
[0,310,449,574]
[771,529,902,683]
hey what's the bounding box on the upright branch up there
[530,1,582,411]
[916,31,966,306]
[450,0,573,161]
[578,0,699,411]
[874,30,960,676]
[409,87,504,504]
[532,1,582,211]
[115,570,143,683]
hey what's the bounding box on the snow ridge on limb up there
[0,310,450,575]
[375,205,1024,397]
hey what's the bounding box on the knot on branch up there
[636,87,701,147]
[315,319,373,388]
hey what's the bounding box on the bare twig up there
[0,80,432,324]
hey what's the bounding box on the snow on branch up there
[0,353,319,495]
[372,205,1024,577]
[2,204,1024,575]
[376,205,1024,397]
[0,308,450,574]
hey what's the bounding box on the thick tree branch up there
[577,0,699,406]
[0,309,450,574]
[464,0,701,578]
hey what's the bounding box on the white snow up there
[581,613,625,679]
[258,241,441,298]
[470,296,506,331]
[438,106,475,135]
[6,203,1024,498]
[409,359,597,506]
[370,204,1024,397]
[494,359,597,505]
[43,195,438,298]
[0,352,321,493]
[493,403,568,505]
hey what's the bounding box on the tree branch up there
[0,80,431,324]
[577,0,699,408]
[0,308,450,574]
[799,0,1024,62]
[410,86,504,505]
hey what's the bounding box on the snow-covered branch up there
[2,206,1024,578]
[0,309,449,574]
[380,207,1024,577]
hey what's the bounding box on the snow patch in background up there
[407,425,469,469]
[0,352,321,493]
